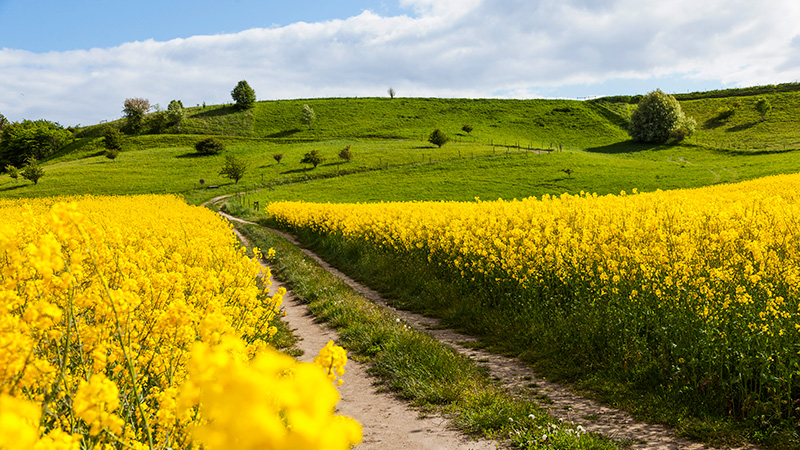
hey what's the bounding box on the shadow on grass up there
[726,121,759,132]
[702,117,728,129]
[176,152,216,159]
[584,141,660,154]
[280,167,313,175]
[190,105,239,118]
[0,183,28,192]
[266,129,303,138]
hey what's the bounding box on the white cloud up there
[1,0,799,125]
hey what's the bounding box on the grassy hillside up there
[3,88,800,205]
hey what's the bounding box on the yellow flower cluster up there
[0,195,360,450]
[269,173,800,421]
[315,340,349,387]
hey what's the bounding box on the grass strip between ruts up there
[234,222,624,450]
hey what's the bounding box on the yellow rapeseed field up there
[269,173,800,423]
[0,195,360,450]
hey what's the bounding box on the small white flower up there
[528,414,535,420]
[508,417,514,422]
[395,318,401,322]
[577,425,586,434]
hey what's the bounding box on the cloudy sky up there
[1,0,799,126]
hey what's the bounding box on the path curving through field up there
[227,217,498,450]
[207,196,762,450]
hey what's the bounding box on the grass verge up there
[234,221,625,450]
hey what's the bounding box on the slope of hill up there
[2,88,800,205]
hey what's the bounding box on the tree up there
[219,155,248,184]
[462,124,473,134]
[428,128,449,148]
[231,80,256,110]
[388,87,395,99]
[302,104,316,130]
[102,127,123,150]
[338,145,353,162]
[755,97,772,122]
[122,98,151,133]
[300,149,324,169]
[0,113,7,131]
[0,119,72,167]
[5,164,18,182]
[195,137,225,155]
[20,157,44,184]
[273,153,284,164]
[627,89,691,143]
[166,100,186,132]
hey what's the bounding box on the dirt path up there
[229,221,498,450]
[214,206,761,450]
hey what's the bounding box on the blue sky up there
[1,0,799,125]
[0,0,405,52]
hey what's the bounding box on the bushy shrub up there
[104,148,120,161]
[428,128,449,148]
[755,97,772,122]
[273,153,284,164]
[20,157,44,184]
[462,124,473,134]
[195,137,225,155]
[628,89,692,143]
[338,145,353,162]
[300,149,324,168]
[102,127,123,150]
[5,164,18,181]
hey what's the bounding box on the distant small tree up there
[231,80,256,110]
[755,97,772,122]
[462,124,473,134]
[628,89,691,143]
[5,164,18,182]
[388,87,395,99]
[219,155,248,184]
[166,100,186,132]
[122,98,151,133]
[300,149,324,169]
[0,113,7,131]
[20,157,44,184]
[273,153,284,164]
[428,128,449,148]
[338,145,353,162]
[104,148,120,161]
[302,104,316,130]
[195,137,225,155]
[102,127,123,150]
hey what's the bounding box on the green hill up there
[3,87,800,205]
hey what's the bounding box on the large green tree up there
[122,98,151,133]
[231,80,256,110]
[0,120,72,167]
[628,89,692,143]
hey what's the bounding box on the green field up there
[4,88,800,206]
